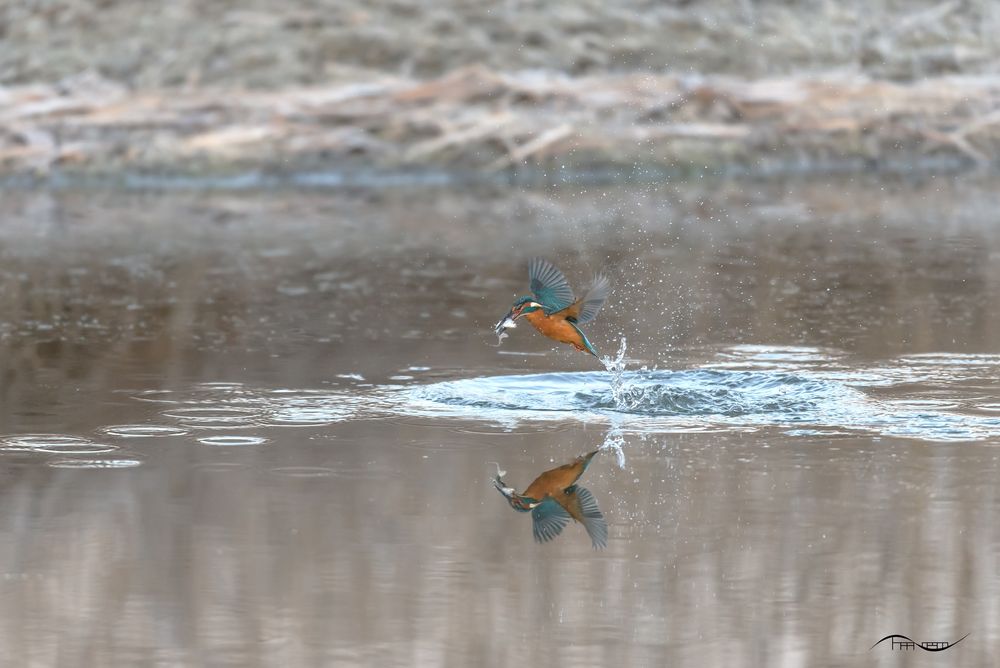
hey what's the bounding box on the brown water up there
[1,174,999,666]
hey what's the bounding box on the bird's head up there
[494,297,544,339]
[509,296,543,319]
[493,474,536,513]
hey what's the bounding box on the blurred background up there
[2,2,1000,667]
[2,0,1000,181]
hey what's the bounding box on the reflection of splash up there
[600,426,627,469]
[870,633,969,652]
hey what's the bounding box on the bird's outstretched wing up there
[531,499,571,543]
[574,274,611,324]
[564,485,608,549]
[529,258,575,314]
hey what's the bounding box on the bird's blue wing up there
[531,499,571,543]
[529,258,575,314]
[571,485,608,549]
[574,274,611,324]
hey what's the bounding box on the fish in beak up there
[491,463,533,510]
[493,474,515,499]
[493,309,517,344]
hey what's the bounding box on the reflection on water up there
[1,175,1000,665]
[493,449,608,548]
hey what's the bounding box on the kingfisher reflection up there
[493,450,608,549]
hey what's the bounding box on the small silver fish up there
[493,314,516,345]
[491,462,516,499]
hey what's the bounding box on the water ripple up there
[401,369,1000,442]
[264,391,356,426]
[0,434,118,454]
[101,425,189,438]
[137,385,364,431]
[268,466,336,478]
[116,351,1000,444]
[197,435,269,447]
[47,457,143,469]
[163,406,261,429]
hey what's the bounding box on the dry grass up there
[2,0,1000,178]
[3,0,1000,88]
[2,66,1000,178]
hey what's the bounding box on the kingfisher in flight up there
[494,258,611,356]
[493,450,608,548]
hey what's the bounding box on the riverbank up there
[2,67,999,185]
[5,0,1000,184]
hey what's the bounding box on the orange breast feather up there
[524,310,584,349]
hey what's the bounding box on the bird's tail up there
[576,449,601,473]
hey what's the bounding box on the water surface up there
[1,174,999,665]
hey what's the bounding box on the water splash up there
[102,348,1000,446]
[601,337,629,409]
[601,336,628,372]
[598,340,630,467]
[402,367,1000,442]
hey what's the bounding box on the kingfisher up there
[494,258,610,357]
[493,450,608,548]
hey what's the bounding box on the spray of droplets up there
[599,337,630,469]
[600,426,627,469]
[601,336,629,409]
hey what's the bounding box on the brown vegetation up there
[3,0,999,87]
[2,67,999,179]
[2,0,1000,179]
